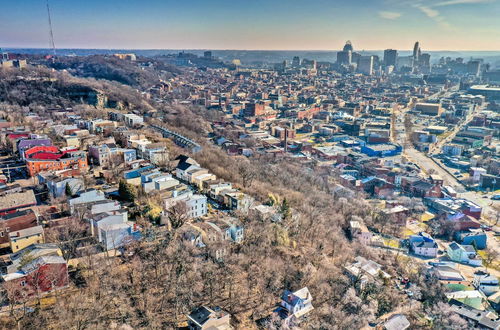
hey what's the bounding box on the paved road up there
[396,98,499,221]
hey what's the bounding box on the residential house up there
[207,218,244,243]
[142,172,179,193]
[38,171,84,198]
[187,306,232,330]
[447,242,482,266]
[164,192,207,219]
[68,190,106,214]
[6,243,62,274]
[9,225,44,253]
[0,190,37,216]
[349,220,373,245]
[450,304,500,330]
[91,210,128,242]
[175,161,201,182]
[431,264,464,282]
[384,314,410,330]
[277,287,314,321]
[0,209,38,248]
[221,191,253,212]
[100,222,140,251]
[344,256,391,288]
[447,290,491,311]
[456,229,487,250]
[89,143,136,166]
[1,255,69,299]
[409,232,438,257]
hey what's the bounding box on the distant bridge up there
[150,124,202,153]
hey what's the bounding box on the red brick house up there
[2,255,69,300]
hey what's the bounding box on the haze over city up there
[2,0,500,50]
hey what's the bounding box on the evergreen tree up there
[119,180,136,202]
[65,182,73,197]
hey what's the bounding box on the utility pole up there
[46,0,56,56]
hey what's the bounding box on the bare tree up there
[166,201,189,231]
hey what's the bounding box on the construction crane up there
[46,0,56,56]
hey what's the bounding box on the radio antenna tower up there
[46,0,56,56]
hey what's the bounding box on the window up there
[20,281,26,287]
[0,232,3,237]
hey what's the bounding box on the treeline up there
[0,67,152,111]
[45,55,178,89]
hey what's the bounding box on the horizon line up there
[4,47,500,53]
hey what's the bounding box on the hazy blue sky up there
[1,0,500,50]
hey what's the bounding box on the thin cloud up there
[434,0,494,6]
[378,11,402,20]
[415,5,439,17]
[413,4,453,29]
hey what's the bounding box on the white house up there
[447,242,482,266]
[164,192,207,219]
[280,287,314,320]
[409,232,439,258]
[349,220,373,245]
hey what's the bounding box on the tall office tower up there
[343,40,354,52]
[358,56,374,75]
[337,40,354,65]
[204,51,212,59]
[351,52,361,65]
[337,51,352,65]
[396,55,413,70]
[383,49,398,67]
[292,56,301,67]
[467,60,482,76]
[420,53,431,67]
[413,41,421,62]
[1,49,8,61]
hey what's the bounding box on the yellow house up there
[64,135,80,148]
[421,211,435,222]
[9,225,44,253]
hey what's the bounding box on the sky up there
[1,0,500,50]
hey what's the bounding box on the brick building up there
[25,146,88,176]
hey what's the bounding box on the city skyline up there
[1,0,500,50]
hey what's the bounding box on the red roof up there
[7,133,30,140]
[25,146,78,160]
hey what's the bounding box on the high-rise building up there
[351,52,361,65]
[383,49,398,67]
[343,40,354,52]
[204,51,212,59]
[292,56,301,68]
[467,60,482,76]
[397,56,413,70]
[420,53,430,67]
[337,40,354,65]
[413,42,421,62]
[337,51,352,65]
[419,53,431,73]
[358,56,374,75]
[302,59,316,69]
